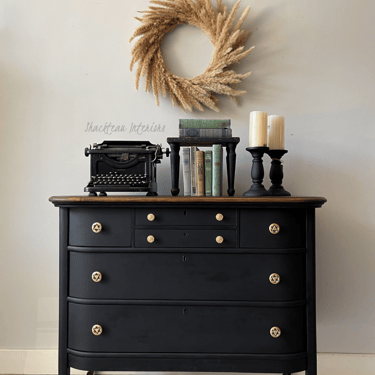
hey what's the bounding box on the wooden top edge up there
[49,195,327,206]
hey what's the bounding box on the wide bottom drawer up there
[68,303,306,354]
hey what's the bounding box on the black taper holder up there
[243,147,272,197]
[266,149,291,196]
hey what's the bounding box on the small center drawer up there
[135,229,236,248]
[136,208,236,226]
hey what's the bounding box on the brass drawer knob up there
[147,213,155,221]
[216,213,224,222]
[269,273,280,285]
[147,235,155,243]
[92,222,102,233]
[270,326,281,338]
[92,271,102,283]
[92,324,103,336]
[269,223,280,234]
[216,236,224,244]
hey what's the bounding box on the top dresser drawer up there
[69,208,131,247]
[136,208,236,226]
[240,209,306,248]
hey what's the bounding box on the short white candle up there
[249,111,268,147]
[268,115,285,150]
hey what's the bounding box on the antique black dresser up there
[49,196,326,375]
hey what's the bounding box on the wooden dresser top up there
[49,196,327,207]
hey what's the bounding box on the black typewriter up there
[84,140,169,196]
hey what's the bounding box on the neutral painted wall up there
[1,0,375,359]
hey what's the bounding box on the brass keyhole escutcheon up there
[92,222,102,233]
[216,236,224,244]
[216,213,224,222]
[269,223,280,235]
[269,273,280,285]
[270,326,281,338]
[147,213,155,221]
[147,235,155,243]
[92,324,103,336]
[92,271,102,283]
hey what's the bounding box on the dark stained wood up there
[50,195,327,206]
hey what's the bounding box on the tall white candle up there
[249,111,268,147]
[268,115,285,150]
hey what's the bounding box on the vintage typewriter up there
[84,140,169,196]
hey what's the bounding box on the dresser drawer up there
[136,207,236,226]
[69,208,132,247]
[69,252,305,301]
[135,229,236,248]
[68,303,306,354]
[240,209,306,248]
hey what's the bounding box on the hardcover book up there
[179,119,231,129]
[196,151,205,197]
[190,146,199,196]
[205,151,212,197]
[212,144,223,197]
[179,128,232,138]
[182,148,191,196]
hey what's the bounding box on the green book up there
[212,144,223,197]
[205,151,212,197]
[179,119,231,129]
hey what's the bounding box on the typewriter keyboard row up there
[92,173,148,187]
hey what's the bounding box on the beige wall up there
[1,0,375,358]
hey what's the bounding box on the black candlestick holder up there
[266,149,291,196]
[243,147,272,197]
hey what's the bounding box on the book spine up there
[179,119,231,129]
[179,128,232,138]
[212,144,223,197]
[182,148,191,196]
[196,151,205,196]
[190,146,198,196]
[205,150,212,197]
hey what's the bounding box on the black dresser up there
[49,196,326,375]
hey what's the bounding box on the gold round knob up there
[147,235,155,243]
[216,213,224,222]
[147,213,155,222]
[270,326,281,338]
[92,324,103,336]
[92,271,102,283]
[269,273,280,285]
[92,222,102,233]
[269,223,280,235]
[216,236,224,244]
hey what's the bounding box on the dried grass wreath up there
[129,0,254,112]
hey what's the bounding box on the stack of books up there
[180,119,232,197]
[179,119,232,138]
[182,145,224,197]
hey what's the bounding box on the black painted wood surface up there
[68,303,306,354]
[135,207,237,226]
[69,208,132,247]
[240,208,306,248]
[69,252,306,301]
[50,196,326,375]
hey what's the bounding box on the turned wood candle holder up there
[243,147,272,197]
[266,149,291,196]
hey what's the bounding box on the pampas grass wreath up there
[129,0,254,112]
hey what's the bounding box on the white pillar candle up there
[249,111,268,147]
[268,115,285,150]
